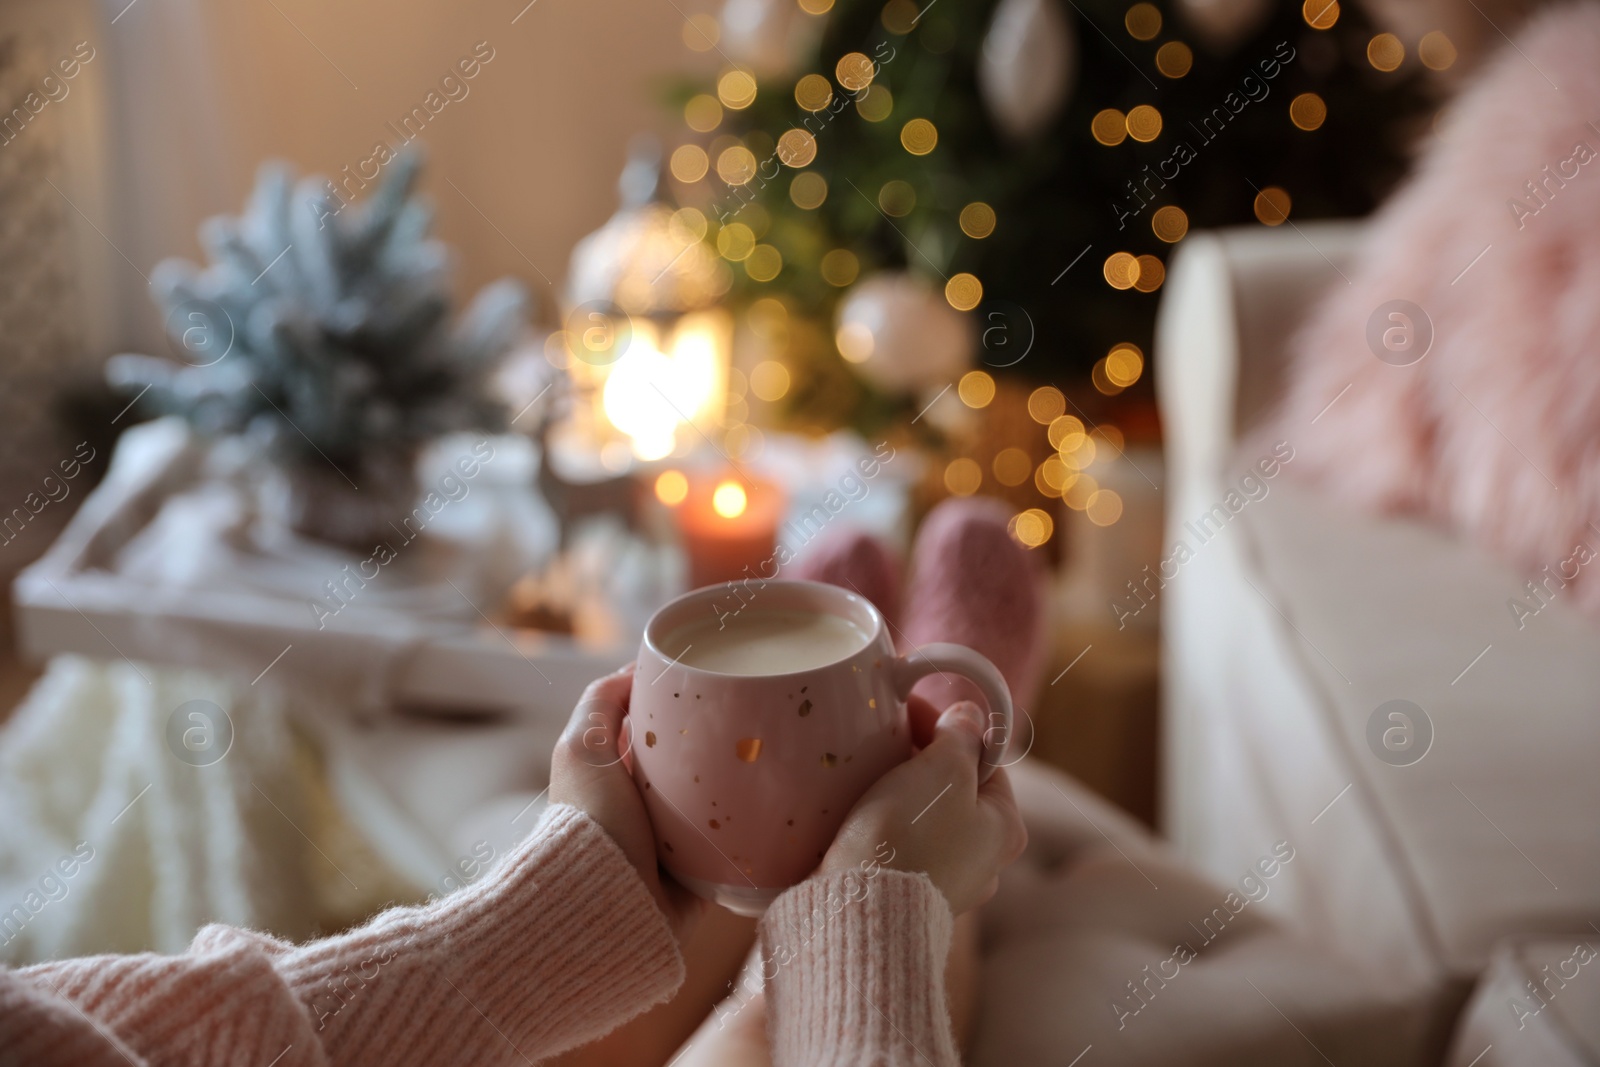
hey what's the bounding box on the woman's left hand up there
[548,664,708,942]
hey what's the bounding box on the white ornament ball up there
[978,0,1075,142]
[836,273,975,394]
[1178,0,1271,49]
[720,0,815,77]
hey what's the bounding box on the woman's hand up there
[820,698,1027,915]
[548,664,708,941]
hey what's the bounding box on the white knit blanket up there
[0,656,317,963]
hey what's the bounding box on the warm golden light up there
[1092,358,1122,396]
[958,370,995,408]
[1036,455,1072,494]
[717,222,756,261]
[798,0,833,12]
[836,52,876,91]
[1103,252,1141,290]
[1086,489,1124,526]
[994,447,1032,487]
[944,457,983,496]
[881,0,918,34]
[670,144,709,183]
[1125,3,1161,40]
[1126,105,1163,142]
[796,74,834,111]
[1028,385,1066,424]
[777,128,818,167]
[1047,414,1085,449]
[717,69,758,109]
[1092,108,1128,146]
[879,179,916,216]
[1106,343,1145,387]
[1152,205,1189,243]
[1061,434,1097,470]
[655,469,689,506]
[1133,254,1165,292]
[1156,41,1193,78]
[857,85,894,122]
[750,360,791,401]
[960,202,997,239]
[1290,92,1327,130]
[717,145,758,185]
[900,118,938,155]
[685,94,723,132]
[1253,186,1292,225]
[745,244,783,282]
[1420,31,1457,71]
[1064,473,1099,509]
[712,480,748,518]
[820,248,860,286]
[791,172,828,209]
[1368,33,1404,72]
[1010,508,1054,547]
[946,273,983,311]
[1303,0,1338,29]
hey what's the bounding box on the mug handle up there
[891,643,1013,782]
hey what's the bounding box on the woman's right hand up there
[819,698,1027,914]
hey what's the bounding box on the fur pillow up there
[1269,2,1600,620]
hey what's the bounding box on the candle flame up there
[712,480,748,518]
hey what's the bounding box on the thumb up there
[918,700,985,782]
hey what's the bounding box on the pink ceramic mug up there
[628,579,1012,916]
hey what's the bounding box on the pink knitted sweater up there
[0,805,957,1066]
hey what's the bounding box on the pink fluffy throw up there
[1269,2,1600,618]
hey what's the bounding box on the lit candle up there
[673,473,783,589]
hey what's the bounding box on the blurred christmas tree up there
[668,0,1437,430]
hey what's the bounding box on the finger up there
[906,694,942,749]
[976,768,1028,860]
[915,701,985,787]
[561,665,636,763]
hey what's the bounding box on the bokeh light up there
[777,128,818,167]
[1126,105,1163,142]
[1133,255,1165,293]
[1092,108,1128,146]
[1152,205,1189,243]
[1086,489,1124,526]
[960,202,997,239]
[791,172,828,209]
[958,369,995,408]
[1156,41,1193,78]
[1368,33,1404,72]
[1303,0,1339,29]
[718,70,757,109]
[795,74,834,111]
[655,469,689,506]
[945,273,983,311]
[1290,92,1327,131]
[1028,385,1065,424]
[1420,31,1457,70]
[712,480,748,518]
[745,244,782,282]
[856,85,894,121]
[750,360,791,401]
[1125,3,1161,40]
[1253,186,1292,225]
[878,179,916,216]
[670,144,708,183]
[900,118,938,155]
[993,447,1032,486]
[836,52,876,91]
[820,248,860,286]
[1103,252,1141,290]
[683,14,720,51]
[717,145,758,185]
[1010,508,1054,548]
[944,457,982,496]
[685,94,723,132]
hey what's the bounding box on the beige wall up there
[78,0,717,351]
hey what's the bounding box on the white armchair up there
[1156,225,1600,1065]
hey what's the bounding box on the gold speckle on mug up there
[845,755,854,763]
[798,699,813,717]
[736,738,763,762]
[664,841,674,853]
[852,665,861,673]
[674,692,680,698]
[787,818,795,826]
[800,685,808,693]
[694,775,700,783]
[874,658,882,668]
[710,819,721,830]
[645,731,657,747]
[821,752,838,767]
[867,698,877,708]
[680,728,689,735]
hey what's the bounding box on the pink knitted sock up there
[901,497,1047,712]
[788,527,902,627]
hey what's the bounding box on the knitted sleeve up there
[759,868,960,1067]
[1,804,684,1067]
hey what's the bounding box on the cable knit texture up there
[761,868,959,1067]
[0,804,684,1067]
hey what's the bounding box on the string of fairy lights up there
[665,0,1458,548]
